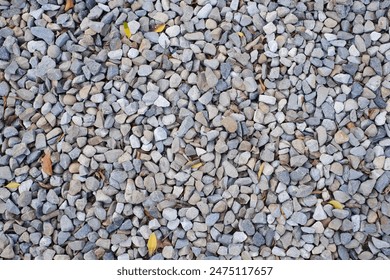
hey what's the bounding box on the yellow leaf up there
[147,232,158,257]
[237,32,244,38]
[258,162,265,179]
[123,22,132,38]
[41,150,53,176]
[154,23,166,33]
[328,200,344,209]
[64,0,74,12]
[191,162,203,169]
[5,182,20,189]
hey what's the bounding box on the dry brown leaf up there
[56,133,65,143]
[158,238,172,249]
[5,115,18,126]
[259,79,266,92]
[154,23,166,33]
[41,150,53,176]
[280,207,286,219]
[257,162,265,179]
[95,168,106,182]
[3,96,7,109]
[261,190,268,201]
[237,32,244,38]
[144,209,154,221]
[65,0,74,11]
[38,182,53,189]
[147,232,158,257]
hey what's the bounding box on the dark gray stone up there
[253,232,266,247]
[342,63,359,76]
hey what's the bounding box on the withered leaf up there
[154,23,166,33]
[328,200,344,209]
[5,182,20,189]
[259,79,266,92]
[95,168,106,182]
[312,190,323,195]
[147,232,158,257]
[261,190,268,201]
[158,238,172,249]
[5,115,18,126]
[65,0,74,11]
[38,182,53,189]
[258,162,265,179]
[144,209,154,221]
[56,133,65,143]
[123,22,132,38]
[191,162,203,169]
[41,150,53,176]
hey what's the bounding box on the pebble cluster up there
[1,0,390,260]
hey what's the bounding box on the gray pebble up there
[290,212,308,225]
[154,127,167,142]
[205,213,219,226]
[17,191,32,207]
[372,237,390,249]
[0,166,13,181]
[241,219,255,236]
[60,215,74,232]
[30,27,54,44]
[162,208,177,221]
[375,172,390,193]
[177,116,194,137]
[138,65,152,76]
[233,232,247,243]
[0,244,15,259]
[6,199,20,215]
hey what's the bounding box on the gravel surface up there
[1,0,390,260]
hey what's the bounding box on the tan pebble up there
[205,19,217,29]
[221,116,237,133]
[69,163,80,173]
[63,94,76,105]
[330,162,343,176]
[334,130,349,144]
[367,210,377,223]
[79,85,91,99]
